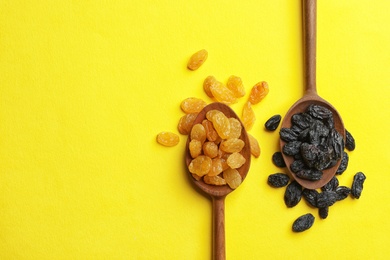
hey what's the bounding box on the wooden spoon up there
[279,0,345,190]
[185,102,251,260]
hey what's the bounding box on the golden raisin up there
[156,132,180,147]
[226,75,245,98]
[190,123,206,143]
[204,175,226,186]
[227,152,246,169]
[189,139,202,158]
[203,141,219,158]
[180,97,207,113]
[178,113,198,135]
[220,138,245,153]
[207,158,223,176]
[187,49,208,70]
[202,119,219,142]
[242,101,256,131]
[208,111,231,139]
[223,168,242,189]
[248,81,269,104]
[188,155,212,176]
[210,81,237,104]
[248,133,261,158]
[203,76,217,98]
[228,118,242,139]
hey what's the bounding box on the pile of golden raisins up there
[156,49,269,187]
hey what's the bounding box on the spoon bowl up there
[185,102,251,260]
[280,0,345,190]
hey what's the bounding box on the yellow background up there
[1,0,389,259]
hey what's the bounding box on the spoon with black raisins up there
[279,0,346,190]
[185,102,251,260]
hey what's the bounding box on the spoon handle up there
[303,0,317,94]
[212,196,226,260]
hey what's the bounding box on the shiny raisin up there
[156,132,180,147]
[284,181,302,208]
[267,173,290,188]
[210,81,237,104]
[345,129,356,151]
[292,213,314,232]
[265,114,281,131]
[226,75,245,98]
[227,152,246,169]
[248,134,261,158]
[223,168,242,189]
[203,76,217,98]
[242,101,256,131]
[248,81,269,104]
[180,97,207,113]
[351,172,366,199]
[178,113,198,135]
[188,155,212,177]
[187,49,208,70]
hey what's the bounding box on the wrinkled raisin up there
[265,115,281,131]
[321,176,339,192]
[292,213,315,232]
[248,81,269,104]
[335,186,351,201]
[180,97,207,113]
[203,142,219,158]
[202,119,219,142]
[336,151,349,175]
[318,207,329,219]
[204,175,226,185]
[345,129,356,151]
[189,139,202,158]
[307,104,332,120]
[316,191,337,208]
[156,132,180,147]
[203,76,217,98]
[272,152,286,167]
[207,158,224,176]
[208,110,231,139]
[248,134,261,158]
[187,49,208,70]
[283,141,302,156]
[228,118,242,139]
[267,173,290,188]
[223,168,242,189]
[227,152,246,169]
[302,189,319,207]
[190,123,206,143]
[351,172,366,199]
[279,128,298,142]
[284,181,302,208]
[188,155,212,177]
[178,113,198,135]
[220,138,245,153]
[210,81,237,104]
[290,160,305,173]
[242,101,256,131]
[226,75,245,98]
[296,168,323,181]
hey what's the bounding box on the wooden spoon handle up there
[303,0,317,94]
[212,196,226,260]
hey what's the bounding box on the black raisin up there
[292,213,315,232]
[302,189,319,207]
[265,114,281,131]
[284,181,302,208]
[291,113,310,129]
[296,169,323,181]
[327,128,344,160]
[321,176,339,192]
[307,104,333,120]
[335,186,351,201]
[282,141,302,156]
[319,207,329,219]
[345,129,356,151]
[279,128,298,142]
[351,172,366,199]
[290,160,305,173]
[267,173,290,188]
[272,152,286,168]
[336,151,349,175]
[317,191,338,208]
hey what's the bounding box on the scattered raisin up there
[226,75,245,98]
[187,49,208,70]
[292,213,315,232]
[316,191,337,208]
[302,189,319,207]
[248,81,269,104]
[178,113,198,135]
[284,181,302,208]
[181,97,207,113]
[318,207,329,219]
[335,186,351,201]
[241,101,256,131]
[248,134,261,158]
[351,172,366,199]
[265,115,281,131]
[267,173,290,188]
[345,129,356,151]
[156,132,180,147]
[272,152,286,167]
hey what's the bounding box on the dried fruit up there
[336,151,349,175]
[226,75,245,98]
[265,114,281,131]
[335,186,351,201]
[220,138,245,153]
[204,175,226,185]
[284,181,302,208]
[203,76,217,98]
[188,155,212,177]
[318,207,329,219]
[190,123,206,143]
[202,119,219,142]
[345,129,356,151]
[248,81,269,104]
[203,142,219,158]
[178,113,198,135]
[321,176,339,192]
[228,118,242,139]
[283,141,302,156]
[242,101,256,131]
[272,152,286,167]
[181,97,207,113]
[223,168,242,189]
[156,132,180,147]
[189,139,202,158]
[267,173,290,188]
[292,213,315,232]
[187,49,208,70]
[279,128,298,142]
[351,172,366,199]
[290,160,305,173]
[210,81,237,104]
[302,189,319,207]
[207,158,223,176]
[316,191,337,208]
[295,168,323,181]
[248,134,260,158]
[227,152,246,169]
[208,110,231,139]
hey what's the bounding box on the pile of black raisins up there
[265,105,366,232]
